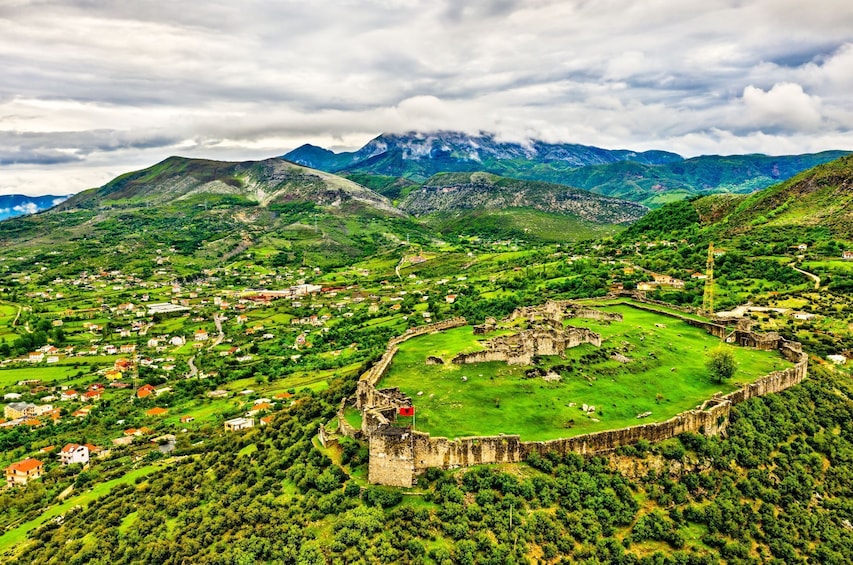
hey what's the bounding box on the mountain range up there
[0,153,650,271]
[284,131,849,208]
[2,133,851,271]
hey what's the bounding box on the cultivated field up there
[380,304,791,441]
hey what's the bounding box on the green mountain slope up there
[0,157,430,271]
[718,154,853,238]
[549,151,850,207]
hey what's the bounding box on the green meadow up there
[380,304,790,441]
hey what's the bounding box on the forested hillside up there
[7,364,853,564]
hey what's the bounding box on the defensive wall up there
[346,301,808,487]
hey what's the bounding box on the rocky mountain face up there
[284,131,849,207]
[401,172,647,225]
[284,131,682,180]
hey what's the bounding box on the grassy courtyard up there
[380,304,792,441]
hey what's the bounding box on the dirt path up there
[790,263,820,290]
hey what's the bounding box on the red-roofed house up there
[246,402,273,416]
[60,389,78,401]
[82,390,102,402]
[60,443,89,465]
[6,458,44,487]
[83,443,101,455]
[137,384,156,399]
[145,407,168,417]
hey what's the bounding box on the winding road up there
[790,263,821,290]
[187,355,198,378]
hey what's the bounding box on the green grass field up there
[380,305,790,441]
[0,465,161,556]
[0,365,85,387]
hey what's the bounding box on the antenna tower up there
[702,242,715,317]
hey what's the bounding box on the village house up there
[60,390,79,402]
[827,354,847,365]
[246,402,273,416]
[82,390,102,402]
[651,273,685,288]
[792,311,816,321]
[4,402,37,419]
[843,251,853,260]
[194,329,209,342]
[59,444,89,466]
[6,458,44,487]
[137,384,156,399]
[224,417,254,431]
[145,407,168,417]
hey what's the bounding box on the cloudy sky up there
[2,0,853,196]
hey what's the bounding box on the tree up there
[706,348,737,383]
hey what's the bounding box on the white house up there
[59,443,90,465]
[224,417,254,431]
[827,354,847,365]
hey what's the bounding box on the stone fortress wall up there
[346,300,808,487]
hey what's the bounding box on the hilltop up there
[60,156,401,216]
[0,156,427,271]
[284,131,849,207]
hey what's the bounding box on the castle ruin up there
[338,300,807,487]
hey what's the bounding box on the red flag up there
[398,406,414,417]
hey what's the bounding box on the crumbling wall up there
[453,325,601,366]
[565,327,602,348]
[571,307,623,322]
[357,317,467,401]
[336,398,363,440]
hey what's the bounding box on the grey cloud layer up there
[1,0,853,195]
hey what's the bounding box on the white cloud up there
[1,0,853,196]
[12,202,38,215]
[741,83,823,131]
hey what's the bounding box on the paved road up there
[187,355,198,378]
[208,314,225,349]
